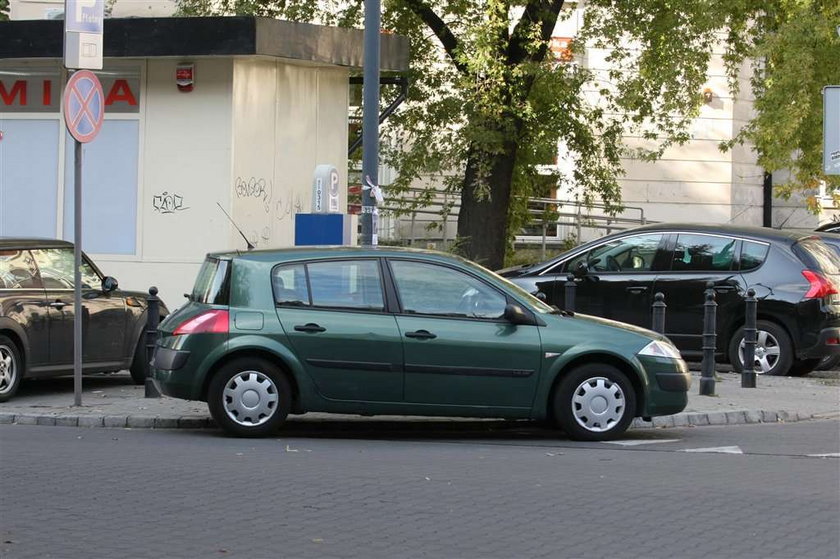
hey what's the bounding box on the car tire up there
[552,363,636,441]
[815,354,840,371]
[0,335,23,403]
[729,320,793,376]
[207,357,291,438]
[787,358,821,377]
[129,334,147,385]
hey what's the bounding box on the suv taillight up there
[802,270,838,299]
[173,309,229,335]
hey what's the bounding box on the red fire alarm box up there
[176,64,194,92]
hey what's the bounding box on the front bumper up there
[799,327,840,359]
[638,356,690,417]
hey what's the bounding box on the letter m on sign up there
[0,81,27,106]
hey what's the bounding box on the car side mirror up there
[503,303,536,326]
[102,276,119,293]
[572,261,589,279]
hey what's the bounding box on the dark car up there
[0,238,168,402]
[500,224,840,377]
[152,247,690,441]
[815,222,840,233]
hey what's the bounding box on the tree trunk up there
[456,139,519,270]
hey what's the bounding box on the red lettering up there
[42,80,52,106]
[0,81,27,106]
[104,79,138,106]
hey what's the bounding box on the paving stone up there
[103,415,127,428]
[687,413,710,426]
[126,416,156,428]
[707,411,728,425]
[36,416,57,426]
[744,410,763,423]
[672,414,690,427]
[0,413,15,424]
[154,417,179,429]
[78,416,104,428]
[15,414,39,425]
[651,415,675,428]
[178,416,210,429]
[725,411,746,425]
[55,416,80,427]
[762,411,779,423]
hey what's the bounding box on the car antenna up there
[216,202,255,251]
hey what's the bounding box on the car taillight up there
[173,309,229,335]
[802,270,838,299]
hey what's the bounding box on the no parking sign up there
[63,70,104,143]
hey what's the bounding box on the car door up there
[273,258,404,402]
[651,233,745,358]
[388,259,542,409]
[558,233,667,327]
[30,248,128,367]
[0,249,50,369]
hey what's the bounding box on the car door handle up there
[294,323,326,333]
[49,300,67,310]
[405,330,437,340]
[625,286,647,294]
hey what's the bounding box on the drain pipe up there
[763,171,773,227]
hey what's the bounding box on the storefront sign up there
[0,73,140,113]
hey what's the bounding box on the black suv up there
[0,238,168,401]
[501,224,840,377]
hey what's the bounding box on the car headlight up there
[638,340,682,359]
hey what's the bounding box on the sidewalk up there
[0,368,838,432]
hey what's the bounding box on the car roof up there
[207,245,471,264]
[620,223,817,244]
[0,237,74,249]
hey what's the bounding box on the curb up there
[0,409,831,433]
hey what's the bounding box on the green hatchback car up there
[152,247,690,441]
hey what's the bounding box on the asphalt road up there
[1,420,838,559]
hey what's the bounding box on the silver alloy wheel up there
[738,329,781,374]
[0,344,16,395]
[570,376,626,433]
[222,370,279,427]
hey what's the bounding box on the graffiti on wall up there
[152,191,189,214]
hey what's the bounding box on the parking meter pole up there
[742,288,758,388]
[73,139,83,407]
[145,287,161,398]
[699,282,717,396]
[564,274,576,313]
[360,0,381,246]
[652,292,666,334]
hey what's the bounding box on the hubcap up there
[738,329,781,374]
[571,376,625,433]
[0,344,16,395]
[222,370,279,427]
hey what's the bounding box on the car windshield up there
[459,258,556,314]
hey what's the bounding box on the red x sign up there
[63,70,105,143]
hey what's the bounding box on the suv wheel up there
[208,357,291,438]
[0,335,23,403]
[729,320,793,376]
[552,363,636,441]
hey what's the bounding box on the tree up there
[0,0,9,22]
[176,0,767,268]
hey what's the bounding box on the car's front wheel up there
[0,335,23,403]
[552,364,636,441]
[207,357,291,438]
[729,320,793,376]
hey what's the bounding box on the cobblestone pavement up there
[1,420,838,559]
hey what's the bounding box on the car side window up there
[740,241,769,272]
[671,234,736,272]
[307,260,385,311]
[390,260,506,319]
[0,250,43,289]
[565,234,663,273]
[271,263,310,306]
[30,248,100,289]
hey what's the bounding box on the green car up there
[152,247,690,441]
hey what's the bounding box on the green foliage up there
[0,0,9,22]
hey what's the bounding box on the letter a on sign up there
[64,70,105,143]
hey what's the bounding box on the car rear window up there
[793,238,840,275]
[191,257,230,305]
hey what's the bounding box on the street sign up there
[63,70,104,143]
[64,0,104,70]
[824,86,840,176]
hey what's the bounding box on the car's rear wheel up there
[815,354,840,371]
[729,320,793,376]
[129,335,147,385]
[552,363,636,441]
[208,357,291,438]
[0,335,23,403]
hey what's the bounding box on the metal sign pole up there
[360,0,381,246]
[73,138,83,406]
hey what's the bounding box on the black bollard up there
[145,286,161,398]
[652,292,666,334]
[699,282,717,396]
[564,274,576,313]
[742,288,757,388]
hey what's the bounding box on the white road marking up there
[806,453,840,458]
[682,446,744,454]
[604,439,681,446]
